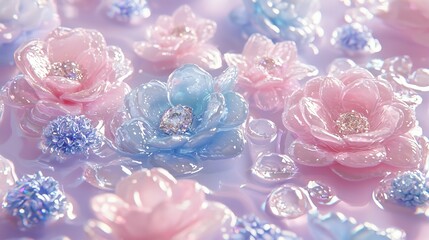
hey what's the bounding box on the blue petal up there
[115,118,154,154]
[214,66,238,92]
[307,211,358,240]
[197,129,244,160]
[182,129,217,149]
[147,135,189,149]
[167,64,214,116]
[220,92,249,129]
[124,80,170,128]
[194,92,226,132]
[352,226,391,240]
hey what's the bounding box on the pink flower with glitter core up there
[283,67,425,180]
[87,168,235,240]
[133,5,222,71]
[224,34,317,112]
[2,27,133,136]
[378,0,429,47]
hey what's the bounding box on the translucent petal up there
[197,130,244,160]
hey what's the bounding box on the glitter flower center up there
[335,111,369,135]
[50,60,84,81]
[159,105,193,135]
[170,26,195,37]
[258,57,282,70]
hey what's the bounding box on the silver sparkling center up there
[336,110,369,135]
[258,57,282,70]
[170,26,195,37]
[159,105,193,135]
[50,60,84,81]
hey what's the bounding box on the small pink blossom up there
[87,168,235,240]
[2,27,133,136]
[283,67,425,180]
[224,34,317,112]
[378,0,429,47]
[133,5,222,71]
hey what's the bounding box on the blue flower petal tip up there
[230,0,323,46]
[331,23,381,55]
[106,0,151,24]
[388,170,429,208]
[225,215,300,240]
[2,172,68,230]
[41,115,103,161]
[114,64,248,170]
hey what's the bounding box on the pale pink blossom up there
[2,27,133,136]
[224,34,317,112]
[378,0,429,47]
[133,5,221,71]
[87,168,235,240]
[283,67,425,180]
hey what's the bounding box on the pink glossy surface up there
[0,0,429,239]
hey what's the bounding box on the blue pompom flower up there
[2,172,68,229]
[225,215,300,240]
[331,23,381,55]
[41,115,102,160]
[230,0,323,46]
[106,0,151,23]
[113,64,248,174]
[389,170,429,207]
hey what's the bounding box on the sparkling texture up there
[306,181,340,205]
[171,26,195,37]
[331,23,381,54]
[389,171,429,207]
[2,172,68,229]
[230,0,323,46]
[50,61,84,81]
[252,153,297,182]
[266,184,311,219]
[336,110,370,135]
[107,0,151,23]
[159,105,193,135]
[225,215,300,240]
[258,57,282,71]
[41,115,102,159]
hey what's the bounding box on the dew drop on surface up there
[252,153,297,183]
[246,118,277,145]
[266,184,312,219]
[306,181,340,205]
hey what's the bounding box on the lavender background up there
[0,0,429,239]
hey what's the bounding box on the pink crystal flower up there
[283,67,425,180]
[2,27,133,136]
[224,34,317,112]
[378,0,429,47]
[87,168,235,240]
[133,5,222,71]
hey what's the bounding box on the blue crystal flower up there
[225,215,300,240]
[230,0,322,46]
[114,64,248,169]
[308,211,406,240]
[388,170,429,207]
[2,172,68,229]
[41,115,102,160]
[331,23,381,55]
[106,0,151,23]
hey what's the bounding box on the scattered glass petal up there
[83,158,144,190]
[306,181,340,205]
[326,58,357,77]
[252,153,298,183]
[246,118,277,145]
[150,153,203,176]
[308,210,406,240]
[266,184,312,219]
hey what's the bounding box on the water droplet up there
[266,184,312,219]
[150,154,203,176]
[252,153,297,183]
[306,181,340,205]
[83,159,144,190]
[246,118,277,145]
